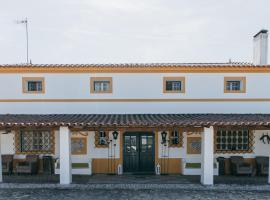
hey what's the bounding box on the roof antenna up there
[15,18,30,64]
[228,58,232,64]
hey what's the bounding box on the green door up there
[123,132,155,173]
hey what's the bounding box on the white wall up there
[253,130,270,156]
[1,73,270,114]
[55,130,120,163]
[0,133,15,155]
[2,102,270,114]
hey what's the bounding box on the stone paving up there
[0,188,270,200]
[1,175,270,200]
[2,174,269,185]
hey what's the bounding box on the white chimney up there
[253,29,268,65]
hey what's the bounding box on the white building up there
[0,30,270,185]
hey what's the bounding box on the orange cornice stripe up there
[1,98,270,102]
[1,66,270,73]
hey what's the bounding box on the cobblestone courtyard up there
[0,188,270,200]
[1,175,270,200]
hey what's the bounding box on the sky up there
[0,0,269,64]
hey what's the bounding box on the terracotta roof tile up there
[0,62,261,69]
[0,114,270,128]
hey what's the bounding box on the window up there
[94,131,109,148]
[187,137,201,154]
[16,130,54,154]
[90,77,112,93]
[163,77,185,93]
[22,77,45,93]
[71,137,87,155]
[224,77,246,93]
[215,129,253,153]
[169,129,183,147]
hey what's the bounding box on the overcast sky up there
[0,0,269,64]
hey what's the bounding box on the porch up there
[0,114,270,186]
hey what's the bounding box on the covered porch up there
[0,114,270,185]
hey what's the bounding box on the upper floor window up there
[163,77,185,93]
[224,77,246,93]
[90,77,112,93]
[22,77,45,93]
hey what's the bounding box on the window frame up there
[215,129,253,154]
[224,77,246,93]
[163,77,185,93]
[169,128,183,147]
[15,130,54,154]
[186,136,201,154]
[71,137,87,155]
[94,131,109,148]
[22,77,45,94]
[90,77,113,94]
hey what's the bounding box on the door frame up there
[123,131,155,173]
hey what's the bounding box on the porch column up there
[0,131,2,183]
[59,126,72,184]
[201,126,214,185]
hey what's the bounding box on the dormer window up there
[224,77,246,93]
[22,77,45,93]
[163,77,185,93]
[90,77,112,93]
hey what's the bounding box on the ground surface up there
[0,188,270,200]
[2,174,269,185]
[1,175,270,200]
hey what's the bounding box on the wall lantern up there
[112,131,119,140]
[161,131,167,144]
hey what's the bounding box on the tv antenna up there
[16,18,29,64]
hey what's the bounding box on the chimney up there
[253,29,268,65]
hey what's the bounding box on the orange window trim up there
[71,137,87,155]
[224,77,246,93]
[163,77,186,93]
[90,77,113,94]
[22,77,45,94]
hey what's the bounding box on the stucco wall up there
[0,133,15,155]
[0,73,270,114]
[54,130,120,163]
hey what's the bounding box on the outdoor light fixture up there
[112,130,119,140]
[161,131,167,144]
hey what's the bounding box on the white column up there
[0,132,2,183]
[59,126,72,184]
[268,155,270,184]
[201,126,214,185]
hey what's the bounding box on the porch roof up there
[0,114,270,128]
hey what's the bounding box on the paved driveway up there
[0,188,269,200]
